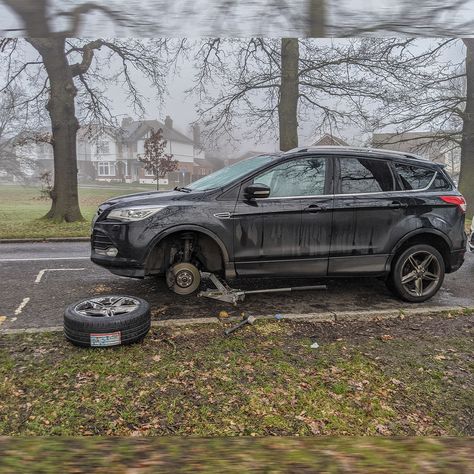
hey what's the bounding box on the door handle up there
[389,201,408,209]
[304,204,326,213]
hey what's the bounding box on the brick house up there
[77,116,208,185]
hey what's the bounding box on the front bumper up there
[90,224,149,278]
[91,253,146,278]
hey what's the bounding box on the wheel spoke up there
[402,271,417,284]
[408,255,419,271]
[423,271,438,281]
[415,277,423,296]
[75,297,141,317]
[419,254,434,271]
[111,297,126,307]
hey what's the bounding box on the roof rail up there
[284,145,428,162]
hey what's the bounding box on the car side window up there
[254,158,327,198]
[339,158,394,194]
[394,163,436,190]
[429,173,452,191]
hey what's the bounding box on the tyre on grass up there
[64,295,151,348]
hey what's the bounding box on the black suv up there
[91,147,467,303]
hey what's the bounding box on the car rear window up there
[339,158,394,194]
[394,163,436,190]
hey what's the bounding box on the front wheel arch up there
[144,226,230,276]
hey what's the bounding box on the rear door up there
[329,156,405,275]
[233,156,332,277]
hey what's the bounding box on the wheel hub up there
[176,269,194,288]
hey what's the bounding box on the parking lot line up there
[14,297,30,315]
[35,268,86,284]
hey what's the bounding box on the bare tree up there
[192,38,433,151]
[3,1,473,38]
[367,39,474,214]
[138,128,178,191]
[331,0,474,37]
[459,39,474,216]
[1,2,174,222]
[0,87,40,180]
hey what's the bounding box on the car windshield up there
[186,155,276,191]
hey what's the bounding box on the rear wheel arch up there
[389,230,452,272]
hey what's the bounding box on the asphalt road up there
[0,242,473,330]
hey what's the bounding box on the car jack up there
[198,272,327,306]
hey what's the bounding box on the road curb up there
[1,306,472,335]
[0,237,90,244]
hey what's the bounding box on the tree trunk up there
[307,0,326,37]
[279,38,299,152]
[156,172,160,191]
[28,38,83,222]
[3,0,51,36]
[459,39,474,217]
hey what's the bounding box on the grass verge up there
[0,184,156,239]
[0,437,473,473]
[1,313,472,437]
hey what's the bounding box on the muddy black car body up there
[91,146,467,302]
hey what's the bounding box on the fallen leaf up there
[381,335,393,342]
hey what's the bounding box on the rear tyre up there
[64,296,151,347]
[387,244,445,303]
[166,262,201,295]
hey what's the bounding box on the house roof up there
[122,120,194,145]
[311,134,349,147]
[194,158,214,169]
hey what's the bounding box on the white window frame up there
[96,140,110,155]
[98,161,115,176]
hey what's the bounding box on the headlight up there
[107,206,167,222]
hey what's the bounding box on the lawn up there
[0,184,157,239]
[0,437,472,473]
[1,312,472,437]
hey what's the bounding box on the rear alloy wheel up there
[166,262,201,295]
[388,244,445,303]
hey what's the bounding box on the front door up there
[233,156,332,277]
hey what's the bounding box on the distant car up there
[469,218,474,252]
[91,146,467,303]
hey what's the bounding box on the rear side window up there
[429,173,452,191]
[339,158,394,194]
[394,163,436,190]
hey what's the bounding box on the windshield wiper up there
[174,186,192,193]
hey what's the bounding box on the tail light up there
[440,195,467,213]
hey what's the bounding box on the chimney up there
[193,123,201,148]
[164,115,173,129]
[121,116,133,128]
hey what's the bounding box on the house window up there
[97,140,110,154]
[98,162,115,176]
[145,168,155,178]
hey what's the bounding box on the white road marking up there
[14,297,30,315]
[35,268,86,284]
[0,257,89,262]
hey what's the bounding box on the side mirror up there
[244,183,271,200]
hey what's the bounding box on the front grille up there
[92,231,114,250]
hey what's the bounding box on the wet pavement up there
[0,242,473,330]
